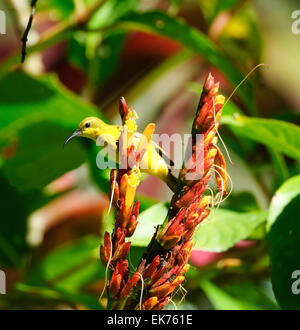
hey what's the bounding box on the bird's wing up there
[133,132,174,168]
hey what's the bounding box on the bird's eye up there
[85,122,91,128]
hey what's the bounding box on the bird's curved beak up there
[63,130,81,149]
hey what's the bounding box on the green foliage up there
[2,122,86,191]
[267,175,300,309]
[222,115,300,160]
[201,280,278,310]
[131,202,169,247]
[26,236,104,290]
[69,31,126,87]
[0,71,100,141]
[198,0,242,24]
[194,209,267,252]
[221,192,260,212]
[15,283,103,310]
[88,0,139,30]
[116,11,256,113]
[0,71,103,191]
[0,173,28,267]
[40,0,75,19]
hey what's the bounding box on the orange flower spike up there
[214,145,228,196]
[157,208,186,249]
[193,73,219,133]
[182,240,194,256]
[123,107,138,148]
[152,297,170,310]
[100,232,112,267]
[150,275,185,300]
[125,108,138,134]
[194,102,210,129]
[205,146,218,161]
[119,173,128,198]
[212,94,225,123]
[158,227,184,250]
[109,273,122,298]
[119,97,138,145]
[149,281,173,298]
[126,216,138,237]
[198,195,212,209]
[113,241,131,262]
[149,275,184,299]
[143,255,160,279]
[142,297,159,310]
[203,72,215,92]
[180,264,191,275]
[109,260,128,298]
[204,126,218,146]
[175,174,212,209]
[110,170,119,204]
[119,271,141,300]
[114,227,126,247]
[171,275,185,288]
[127,200,140,236]
[208,81,220,98]
[119,129,128,167]
[119,97,129,124]
[151,266,179,289]
[124,168,140,217]
[148,262,170,286]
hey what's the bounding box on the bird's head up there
[64,117,107,148]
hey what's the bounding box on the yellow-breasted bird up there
[64,115,177,191]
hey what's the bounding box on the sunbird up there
[64,117,177,191]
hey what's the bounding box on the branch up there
[21,0,38,63]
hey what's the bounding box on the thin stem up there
[21,0,38,63]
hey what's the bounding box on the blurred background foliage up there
[0,0,299,310]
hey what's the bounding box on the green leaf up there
[0,71,100,141]
[267,175,300,229]
[268,148,289,190]
[267,175,300,309]
[137,195,159,213]
[128,246,146,271]
[201,280,278,310]
[69,0,138,87]
[16,283,103,310]
[222,192,260,213]
[215,0,241,14]
[194,209,267,252]
[0,173,28,267]
[222,115,300,160]
[131,202,169,247]
[2,122,87,191]
[224,149,269,210]
[198,0,241,24]
[53,261,105,291]
[0,71,103,190]
[88,0,139,30]
[219,5,263,65]
[26,236,103,289]
[87,143,111,193]
[114,11,255,113]
[69,30,126,86]
[40,0,75,19]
